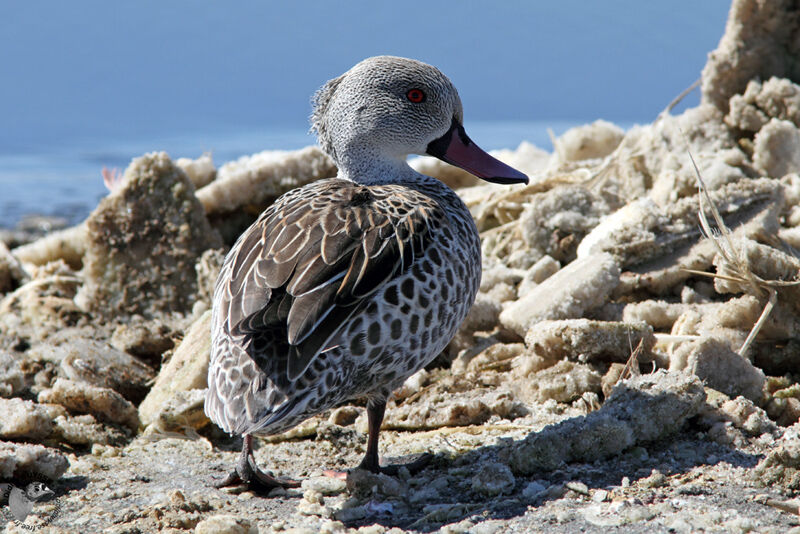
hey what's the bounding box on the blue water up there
[0,120,587,229]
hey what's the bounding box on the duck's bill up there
[426,119,529,185]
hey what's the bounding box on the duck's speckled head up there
[311,56,528,185]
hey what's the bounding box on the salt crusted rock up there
[53,413,127,446]
[110,316,176,364]
[38,378,139,431]
[716,395,776,436]
[0,261,87,346]
[768,397,800,427]
[175,152,216,188]
[666,295,765,351]
[197,146,337,216]
[753,422,800,490]
[0,441,69,481]
[702,0,800,114]
[76,152,222,318]
[138,310,211,428]
[554,120,625,162]
[505,370,705,475]
[194,514,256,534]
[753,118,800,177]
[346,469,406,500]
[0,351,28,398]
[513,360,601,405]
[671,338,765,402]
[479,260,524,292]
[726,77,800,133]
[621,105,747,206]
[39,336,155,404]
[622,296,763,333]
[0,397,65,441]
[500,253,620,337]
[143,388,208,435]
[517,255,560,297]
[712,238,800,315]
[524,319,655,364]
[518,185,610,264]
[622,300,692,330]
[11,223,87,269]
[451,342,525,375]
[581,178,781,269]
[376,388,523,431]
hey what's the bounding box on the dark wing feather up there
[221,179,442,381]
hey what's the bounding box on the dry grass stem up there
[684,137,800,358]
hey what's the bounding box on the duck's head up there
[311,56,528,185]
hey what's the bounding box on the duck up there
[204,55,528,490]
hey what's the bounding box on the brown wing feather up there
[221,179,442,381]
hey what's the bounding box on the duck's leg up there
[323,399,431,480]
[214,434,300,491]
[356,399,431,476]
[356,399,386,472]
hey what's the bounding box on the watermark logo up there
[1,481,61,530]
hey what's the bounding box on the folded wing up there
[217,179,442,381]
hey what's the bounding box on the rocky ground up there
[2,0,800,532]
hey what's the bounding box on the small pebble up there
[440,519,475,534]
[471,520,505,534]
[296,499,329,517]
[194,514,253,534]
[319,520,347,534]
[593,489,610,502]
[303,488,324,504]
[566,481,590,495]
[168,488,186,504]
[301,476,347,496]
[640,469,667,488]
[327,406,360,426]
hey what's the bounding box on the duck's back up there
[205,176,480,436]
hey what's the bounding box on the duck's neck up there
[335,146,425,186]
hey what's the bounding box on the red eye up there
[406,88,425,103]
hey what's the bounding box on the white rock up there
[576,198,659,259]
[555,120,625,162]
[176,153,216,188]
[673,338,765,402]
[194,514,256,534]
[301,476,347,496]
[500,253,620,337]
[753,118,800,177]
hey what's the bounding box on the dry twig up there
[683,138,800,358]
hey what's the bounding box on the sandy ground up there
[7,419,797,533]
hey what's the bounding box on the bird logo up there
[1,481,57,525]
